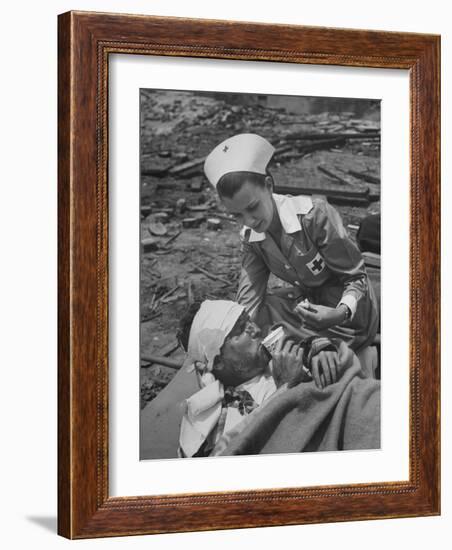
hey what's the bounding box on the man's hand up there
[294,302,347,331]
[271,338,304,388]
[310,350,339,389]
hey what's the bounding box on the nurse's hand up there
[310,350,339,389]
[295,302,346,331]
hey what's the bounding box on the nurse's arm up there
[304,199,368,320]
[236,243,270,320]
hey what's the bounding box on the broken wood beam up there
[141,167,171,177]
[273,144,296,158]
[191,263,231,286]
[140,205,152,216]
[188,203,211,212]
[163,230,181,247]
[215,213,236,222]
[182,217,204,228]
[297,137,346,154]
[273,183,369,200]
[273,139,347,162]
[207,218,222,230]
[156,181,177,191]
[187,279,194,305]
[140,311,162,323]
[317,164,360,186]
[288,189,369,207]
[140,355,183,370]
[285,131,380,141]
[175,166,204,179]
[141,237,159,253]
[149,292,156,312]
[328,196,370,207]
[141,339,181,368]
[189,178,204,192]
[169,156,205,176]
[157,285,180,303]
[348,169,381,185]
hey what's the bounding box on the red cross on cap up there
[203,133,275,188]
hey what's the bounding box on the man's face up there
[215,312,269,386]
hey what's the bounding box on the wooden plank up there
[317,164,359,186]
[141,340,180,366]
[348,169,381,184]
[140,355,183,370]
[191,263,231,286]
[273,183,369,199]
[168,156,205,175]
[285,131,380,141]
[328,196,370,207]
[297,137,346,153]
[141,167,171,177]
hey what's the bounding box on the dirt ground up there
[140,90,381,409]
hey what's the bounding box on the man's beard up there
[232,344,269,380]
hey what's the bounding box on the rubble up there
[148,221,168,236]
[317,164,363,187]
[176,198,187,214]
[188,203,211,212]
[189,178,204,192]
[168,156,205,176]
[273,182,369,200]
[163,230,181,247]
[141,340,180,368]
[141,237,159,253]
[181,217,204,228]
[348,169,380,185]
[207,218,222,230]
[285,131,380,141]
[141,355,183,370]
[190,263,231,286]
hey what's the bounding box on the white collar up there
[179,372,276,457]
[242,193,313,243]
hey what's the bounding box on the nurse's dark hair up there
[216,171,273,199]
[177,301,202,351]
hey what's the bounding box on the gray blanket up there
[213,342,380,456]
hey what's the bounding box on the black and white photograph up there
[139,89,382,460]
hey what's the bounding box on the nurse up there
[203,133,379,351]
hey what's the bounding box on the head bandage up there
[180,299,260,457]
[203,133,275,188]
[187,300,245,374]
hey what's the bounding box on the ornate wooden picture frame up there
[58,11,440,539]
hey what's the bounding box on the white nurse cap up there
[203,133,275,188]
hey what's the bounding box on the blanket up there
[213,341,380,456]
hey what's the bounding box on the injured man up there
[177,299,380,458]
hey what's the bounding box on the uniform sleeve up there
[303,199,369,318]
[236,242,270,320]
